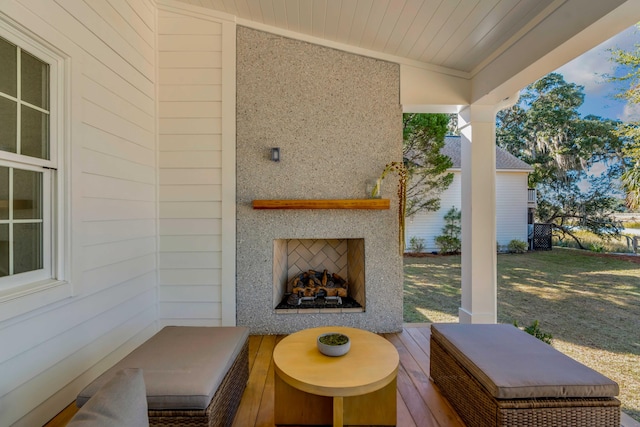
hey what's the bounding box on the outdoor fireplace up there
[236,27,403,334]
[273,239,365,313]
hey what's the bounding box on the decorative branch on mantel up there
[374,162,407,255]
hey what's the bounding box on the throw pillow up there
[68,368,148,427]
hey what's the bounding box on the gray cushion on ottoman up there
[77,326,250,410]
[69,368,148,427]
[431,323,619,399]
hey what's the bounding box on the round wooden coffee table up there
[273,326,399,426]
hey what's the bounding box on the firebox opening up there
[273,238,365,313]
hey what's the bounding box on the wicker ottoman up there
[77,326,250,427]
[430,324,620,427]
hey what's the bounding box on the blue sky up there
[555,24,639,122]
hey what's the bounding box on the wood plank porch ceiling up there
[172,0,555,74]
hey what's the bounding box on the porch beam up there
[400,64,470,112]
[471,0,640,105]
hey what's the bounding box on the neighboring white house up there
[405,136,534,253]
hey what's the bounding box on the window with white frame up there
[0,33,57,290]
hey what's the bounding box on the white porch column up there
[458,104,498,324]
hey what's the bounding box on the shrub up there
[553,229,633,253]
[435,207,461,254]
[507,239,528,253]
[435,235,461,254]
[514,320,553,345]
[408,236,425,254]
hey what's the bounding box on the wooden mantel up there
[252,199,390,210]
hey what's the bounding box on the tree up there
[496,73,625,245]
[403,113,454,217]
[608,43,640,210]
[435,206,461,254]
[447,113,460,135]
[534,176,622,249]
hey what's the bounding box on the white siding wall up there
[157,6,235,327]
[0,1,158,426]
[405,171,529,252]
[496,172,530,249]
[405,171,462,252]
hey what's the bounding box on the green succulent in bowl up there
[317,333,350,356]
[318,333,349,346]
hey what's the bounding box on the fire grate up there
[275,294,363,310]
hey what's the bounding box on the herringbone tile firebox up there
[273,238,365,313]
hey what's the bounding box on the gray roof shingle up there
[441,136,533,171]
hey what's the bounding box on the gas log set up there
[290,269,346,297]
[277,269,362,309]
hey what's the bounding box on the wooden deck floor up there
[230,324,464,427]
[45,324,640,427]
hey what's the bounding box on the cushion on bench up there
[77,326,250,411]
[431,323,619,400]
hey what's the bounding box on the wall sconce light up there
[271,147,280,162]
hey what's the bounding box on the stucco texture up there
[236,26,403,334]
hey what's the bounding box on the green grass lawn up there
[403,247,640,421]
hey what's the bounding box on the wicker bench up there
[430,323,620,427]
[77,326,249,427]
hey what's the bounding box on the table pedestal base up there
[274,373,397,426]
